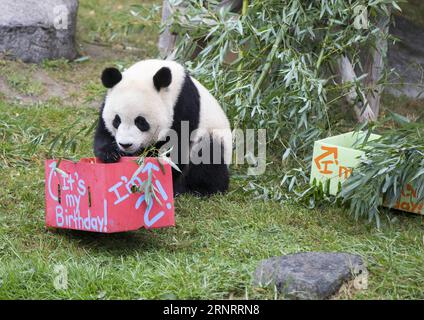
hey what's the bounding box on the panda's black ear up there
[153,67,172,91]
[101,67,122,88]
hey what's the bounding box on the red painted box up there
[45,157,175,233]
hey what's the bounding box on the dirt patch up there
[32,71,67,99]
[0,43,143,108]
[81,42,142,60]
[0,75,38,105]
[0,69,80,106]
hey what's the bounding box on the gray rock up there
[0,0,79,63]
[388,15,424,98]
[253,252,366,300]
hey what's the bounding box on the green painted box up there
[310,131,423,215]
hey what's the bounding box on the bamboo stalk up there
[242,0,248,15]
[237,0,248,71]
[250,26,284,103]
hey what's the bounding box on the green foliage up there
[78,0,161,54]
[130,147,181,206]
[165,0,424,227]
[48,117,98,160]
[0,102,95,168]
[341,119,424,228]
[5,73,44,97]
[170,0,395,152]
[168,0,399,203]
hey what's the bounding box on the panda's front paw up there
[95,146,121,163]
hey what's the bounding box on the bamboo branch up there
[250,26,284,103]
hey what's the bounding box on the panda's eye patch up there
[135,116,150,132]
[112,115,121,129]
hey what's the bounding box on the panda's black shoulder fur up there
[172,72,200,136]
[154,71,200,148]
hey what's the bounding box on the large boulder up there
[388,15,424,98]
[253,252,367,300]
[0,0,79,63]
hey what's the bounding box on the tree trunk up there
[337,55,375,122]
[363,13,390,120]
[157,0,176,58]
[158,0,243,58]
[337,13,390,122]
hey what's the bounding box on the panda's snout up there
[119,142,133,149]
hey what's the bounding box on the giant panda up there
[93,59,232,196]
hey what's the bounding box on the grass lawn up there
[0,0,424,300]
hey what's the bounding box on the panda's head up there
[101,60,184,155]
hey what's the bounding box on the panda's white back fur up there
[191,77,232,165]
